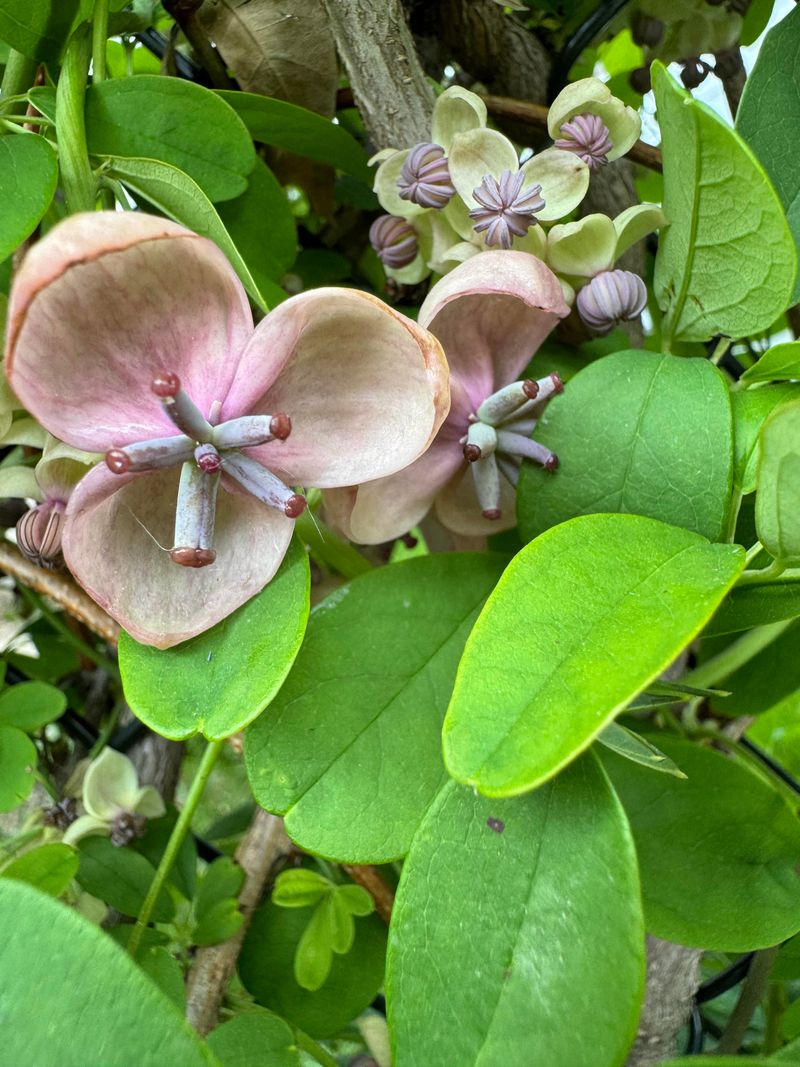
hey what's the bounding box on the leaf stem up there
[17,584,120,679]
[710,336,732,365]
[682,620,794,690]
[293,1027,340,1067]
[716,946,779,1054]
[92,0,109,84]
[56,24,96,212]
[294,507,373,579]
[128,737,223,958]
[737,558,791,586]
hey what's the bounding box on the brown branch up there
[714,48,746,120]
[625,937,702,1066]
[482,95,663,173]
[164,0,236,90]
[342,864,395,924]
[186,808,291,1035]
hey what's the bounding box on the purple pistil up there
[554,113,613,171]
[469,170,545,249]
[397,142,456,209]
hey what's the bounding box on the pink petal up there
[223,288,450,488]
[63,464,293,648]
[418,251,570,409]
[435,462,518,537]
[7,212,253,452]
[323,437,464,544]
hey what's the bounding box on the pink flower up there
[7,212,449,647]
[325,251,570,541]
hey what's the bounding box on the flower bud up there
[369,215,419,269]
[16,499,65,569]
[681,58,710,90]
[576,270,647,335]
[397,142,456,209]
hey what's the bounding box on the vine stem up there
[293,1027,339,1067]
[682,619,794,690]
[92,0,109,83]
[716,946,779,1054]
[0,50,36,116]
[128,738,223,958]
[56,24,96,212]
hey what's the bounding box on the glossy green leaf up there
[76,836,174,922]
[742,342,800,384]
[193,898,244,947]
[295,896,336,991]
[517,350,733,543]
[732,383,798,496]
[272,869,331,909]
[0,879,216,1066]
[737,4,800,302]
[119,538,309,740]
[706,578,800,636]
[387,757,644,1067]
[444,514,744,797]
[239,899,386,1038]
[246,554,505,861]
[217,90,372,183]
[756,399,800,565]
[1,842,78,896]
[195,855,244,918]
[653,62,796,344]
[206,1009,299,1067]
[0,135,58,263]
[106,156,284,312]
[597,723,686,777]
[139,946,186,1011]
[0,680,66,732]
[604,736,800,950]
[0,0,80,62]
[0,725,36,812]
[217,158,296,286]
[86,77,254,202]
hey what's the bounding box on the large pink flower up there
[6,212,448,647]
[325,251,569,541]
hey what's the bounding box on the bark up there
[625,936,702,1066]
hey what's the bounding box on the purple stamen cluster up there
[397,142,456,209]
[554,113,613,171]
[468,170,545,250]
[16,500,65,569]
[369,215,419,269]
[576,270,647,335]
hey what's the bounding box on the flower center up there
[468,170,545,250]
[104,374,305,569]
[554,113,613,171]
[459,373,563,520]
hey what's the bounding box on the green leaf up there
[245,554,505,861]
[86,77,255,202]
[706,578,800,636]
[139,946,186,1011]
[193,897,244,947]
[294,897,336,991]
[387,757,644,1067]
[0,0,80,62]
[517,350,734,543]
[76,836,175,922]
[106,156,284,312]
[195,856,245,919]
[662,1060,775,1066]
[0,725,36,812]
[0,880,215,1066]
[335,883,374,917]
[0,135,58,262]
[217,158,297,286]
[732,383,798,496]
[737,4,800,302]
[742,342,800,384]
[0,680,66,732]
[217,90,372,183]
[444,514,744,797]
[206,1009,300,1067]
[756,399,800,565]
[119,538,309,740]
[328,891,356,954]
[604,736,800,950]
[652,61,796,344]
[597,723,687,777]
[272,869,331,909]
[1,842,78,896]
[239,899,386,1039]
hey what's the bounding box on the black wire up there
[686,1001,704,1054]
[547,0,632,102]
[739,737,800,797]
[696,953,755,1004]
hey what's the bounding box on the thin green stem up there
[128,738,223,959]
[92,0,109,83]
[89,699,125,758]
[682,620,794,691]
[0,51,36,117]
[710,336,732,365]
[17,584,120,679]
[737,559,792,586]
[293,1028,339,1067]
[764,980,786,1055]
[56,25,96,212]
[33,767,58,800]
[717,946,779,1054]
[744,540,765,566]
[295,507,373,579]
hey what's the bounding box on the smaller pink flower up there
[325,251,570,541]
[7,213,449,647]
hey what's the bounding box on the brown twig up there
[163,0,236,90]
[342,864,395,924]
[0,543,120,645]
[186,808,291,1035]
[482,94,663,173]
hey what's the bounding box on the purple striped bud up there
[468,170,545,249]
[576,270,647,335]
[369,215,418,269]
[16,500,65,569]
[397,142,456,209]
[554,113,613,171]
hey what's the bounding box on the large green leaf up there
[731,383,798,496]
[216,91,372,183]
[0,725,36,812]
[216,158,297,286]
[444,514,744,797]
[387,757,644,1067]
[742,342,800,385]
[737,4,800,303]
[0,879,216,1066]
[245,554,504,862]
[119,539,309,740]
[0,135,58,263]
[756,399,800,565]
[106,156,285,312]
[0,0,80,62]
[206,1009,299,1067]
[652,62,796,345]
[518,350,733,543]
[604,737,800,950]
[86,78,255,203]
[706,578,800,636]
